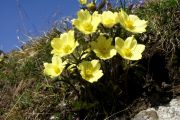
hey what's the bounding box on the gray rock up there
[132,108,158,120]
[132,97,180,120]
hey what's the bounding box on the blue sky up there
[0,0,79,53]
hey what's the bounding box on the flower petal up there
[130,44,145,60]
[124,36,137,49]
[91,60,100,71]
[115,37,124,50]
[78,9,91,22]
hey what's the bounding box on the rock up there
[132,108,158,120]
[132,97,180,120]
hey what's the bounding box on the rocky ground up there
[132,96,180,120]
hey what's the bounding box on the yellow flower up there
[72,9,101,34]
[117,9,147,33]
[78,60,103,83]
[101,11,118,28]
[115,36,145,60]
[79,0,87,5]
[51,30,79,57]
[44,55,66,78]
[91,35,116,60]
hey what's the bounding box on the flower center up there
[85,69,93,78]
[53,66,60,74]
[123,48,132,57]
[83,23,93,32]
[125,20,134,29]
[99,47,108,54]
[64,45,72,53]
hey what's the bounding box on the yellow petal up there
[110,48,117,58]
[130,44,145,60]
[129,15,139,21]
[124,36,137,49]
[133,20,147,33]
[91,11,101,30]
[89,70,103,83]
[78,9,91,22]
[91,60,100,71]
[115,37,124,49]
[52,55,62,65]
[67,30,75,42]
[78,61,89,71]
[119,9,128,23]
[101,11,118,28]
[51,38,63,50]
